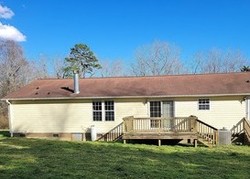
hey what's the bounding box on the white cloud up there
[0,5,14,19]
[0,5,26,42]
[0,23,26,42]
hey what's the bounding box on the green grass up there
[0,135,249,178]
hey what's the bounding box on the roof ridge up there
[38,78,67,80]
[37,72,249,81]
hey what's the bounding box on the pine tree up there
[63,44,101,78]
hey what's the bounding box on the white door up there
[149,101,174,128]
[162,101,174,128]
[162,101,174,118]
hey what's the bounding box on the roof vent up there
[73,70,80,94]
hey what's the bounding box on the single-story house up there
[2,72,250,142]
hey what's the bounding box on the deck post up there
[194,139,197,147]
[158,139,161,146]
[190,116,197,132]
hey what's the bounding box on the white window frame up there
[92,100,115,121]
[104,101,115,121]
[198,98,210,110]
[149,101,162,117]
[93,101,103,121]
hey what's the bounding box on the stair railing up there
[231,118,245,137]
[244,118,250,140]
[231,118,250,143]
[196,119,218,145]
[96,122,123,142]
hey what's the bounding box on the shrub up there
[0,115,9,129]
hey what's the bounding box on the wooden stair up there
[96,122,123,142]
[231,118,250,145]
[197,137,215,147]
[196,119,218,147]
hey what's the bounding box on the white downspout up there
[246,97,250,121]
[6,100,13,137]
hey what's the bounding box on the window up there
[93,101,115,121]
[105,101,114,121]
[93,101,102,121]
[150,101,161,117]
[198,99,210,110]
[150,101,161,128]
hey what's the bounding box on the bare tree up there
[100,60,125,77]
[0,40,29,96]
[191,48,248,74]
[32,56,49,78]
[0,40,30,128]
[53,57,65,78]
[131,41,184,76]
[0,40,51,128]
[18,55,49,85]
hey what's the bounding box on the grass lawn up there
[0,134,249,178]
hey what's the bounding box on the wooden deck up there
[97,115,219,147]
[123,116,199,146]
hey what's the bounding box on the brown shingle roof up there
[2,72,250,100]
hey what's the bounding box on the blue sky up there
[1,0,250,68]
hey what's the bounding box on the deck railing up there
[123,116,197,133]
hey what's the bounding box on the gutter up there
[2,93,250,101]
[6,100,13,137]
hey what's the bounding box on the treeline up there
[132,41,249,76]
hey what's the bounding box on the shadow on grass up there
[126,139,183,146]
[0,138,249,178]
[0,130,10,137]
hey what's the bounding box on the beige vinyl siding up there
[10,96,246,134]
[115,98,148,118]
[175,96,246,129]
[12,101,92,133]
[11,99,147,134]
